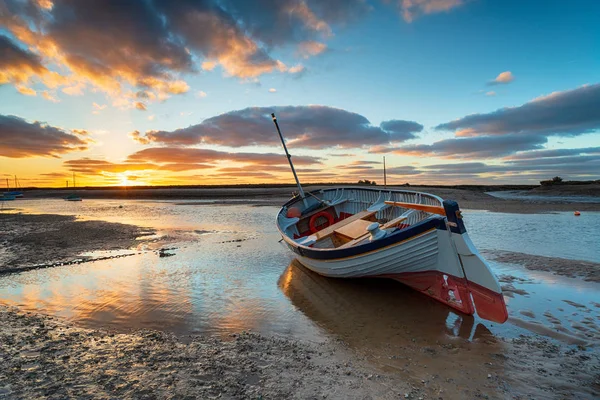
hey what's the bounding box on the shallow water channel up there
[1,199,599,348]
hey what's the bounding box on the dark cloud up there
[370,134,547,158]
[133,106,423,149]
[0,0,373,99]
[63,158,215,175]
[0,34,47,85]
[379,120,423,140]
[436,84,600,138]
[0,114,90,158]
[127,147,322,166]
[422,156,600,179]
[507,147,600,160]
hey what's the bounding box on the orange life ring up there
[309,211,334,233]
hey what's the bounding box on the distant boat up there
[64,172,82,201]
[64,193,82,202]
[4,176,23,198]
[272,113,508,324]
[0,194,16,201]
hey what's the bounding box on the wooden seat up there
[337,213,412,249]
[314,209,377,241]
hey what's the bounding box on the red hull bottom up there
[377,271,508,323]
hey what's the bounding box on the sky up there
[1,0,599,188]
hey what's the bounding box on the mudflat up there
[1,189,599,399]
[18,184,600,212]
[0,213,154,274]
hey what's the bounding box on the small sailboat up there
[64,173,82,201]
[272,113,508,323]
[3,177,23,198]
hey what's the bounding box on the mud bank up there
[0,306,407,400]
[18,185,600,213]
[485,250,600,282]
[0,213,153,274]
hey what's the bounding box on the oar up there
[384,201,446,216]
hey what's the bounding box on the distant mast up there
[271,113,308,207]
[73,172,76,188]
[383,156,387,189]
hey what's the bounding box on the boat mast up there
[6,178,9,190]
[271,113,308,207]
[73,172,76,188]
[383,156,387,189]
[14,175,17,189]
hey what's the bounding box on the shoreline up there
[8,185,600,213]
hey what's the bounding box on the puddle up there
[0,200,599,350]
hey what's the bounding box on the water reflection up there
[279,260,493,345]
[279,260,506,391]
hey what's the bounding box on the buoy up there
[574,211,581,216]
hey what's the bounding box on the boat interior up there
[277,188,446,250]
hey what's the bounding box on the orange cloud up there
[489,71,514,85]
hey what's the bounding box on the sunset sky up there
[1,0,599,188]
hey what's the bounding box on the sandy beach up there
[1,186,599,399]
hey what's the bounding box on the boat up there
[64,172,82,201]
[64,193,82,202]
[0,194,16,201]
[271,113,508,324]
[3,177,23,198]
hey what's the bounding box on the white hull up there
[277,187,508,323]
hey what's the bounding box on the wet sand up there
[484,250,600,282]
[0,213,154,274]
[0,306,404,400]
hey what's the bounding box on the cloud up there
[399,0,464,23]
[135,102,147,111]
[0,114,90,158]
[0,0,388,103]
[269,88,277,93]
[127,147,322,166]
[63,158,216,176]
[488,71,514,85]
[485,91,496,96]
[436,83,600,138]
[297,41,327,58]
[506,147,600,160]
[370,134,547,158]
[42,90,60,102]
[132,106,423,149]
[0,34,47,86]
[196,91,207,98]
[16,85,37,96]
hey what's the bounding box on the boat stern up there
[443,200,509,323]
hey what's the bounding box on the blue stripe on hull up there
[289,216,446,261]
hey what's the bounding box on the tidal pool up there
[1,199,599,348]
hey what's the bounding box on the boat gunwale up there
[276,187,447,258]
